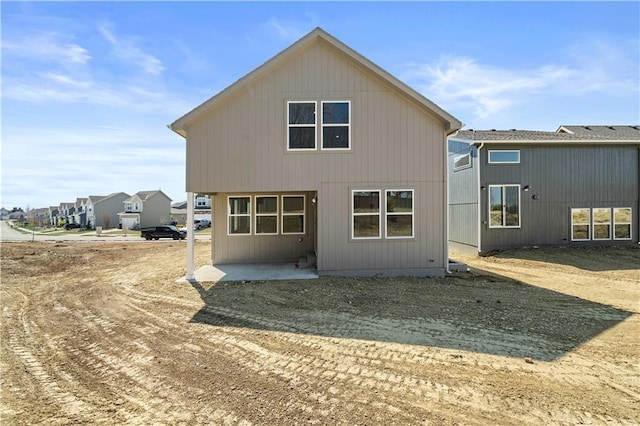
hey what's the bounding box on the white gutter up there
[476,142,484,255]
[186,192,195,281]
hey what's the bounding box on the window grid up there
[287,101,316,151]
[571,208,591,241]
[592,208,611,240]
[613,208,632,240]
[282,195,305,235]
[385,190,414,239]
[255,196,279,235]
[321,101,351,150]
[352,190,381,239]
[228,196,251,235]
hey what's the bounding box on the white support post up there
[186,191,195,281]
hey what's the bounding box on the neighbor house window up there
[288,101,316,150]
[489,185,520,228]
[282,195,305,234]
[613,208,632,240]
[488,150,520,164]
[352,190,381,239]
[321,101,350,150]
[386,190,414,238]
[255,196,278,235]
[228,196,251,235]
[592,208,611,240]
[571,208,591,241]
[453,153,472,171]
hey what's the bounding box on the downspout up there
[186,192,195,281]
[476,142,485,254]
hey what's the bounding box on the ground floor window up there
[571,207,632,241]
[228,195,305,236]
[352,189,414,240]
[489,185,520,228]
[228,197,251,235]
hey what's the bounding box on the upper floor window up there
[453,153,472,171]
[287,101,316,150]
[322,101,350,150]
[196,196,210,208]
[488,150,520,164]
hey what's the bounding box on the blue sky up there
[2,1,639,210]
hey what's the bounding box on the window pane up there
[489,150,520,163]
[354,191,379,213]
[256,197,277,214]
[454,154,471,170]
[572,225,590,240]
[322,126,349,149]
[387,215,412,237]
[289,127,315,149]
[354,215,379,238]
[489,187,503,227]
[229,197,250,214]
[572,208,590,224]
[289,102,315,124]
[283,215,304,233]
[614,208,631,223]
[229,216,250,234]
[387,191,413,212]
[593,224,610,239]
[283,196,304,213]
[615,224,631,239]
[504,186,520,227]
[593,208,611,224]
[256,216,277,234]
[323,102,349,124]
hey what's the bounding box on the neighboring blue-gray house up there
[448,125,640,254]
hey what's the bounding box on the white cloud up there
[99,24,165,75]
[265,18,308,42]
[2,33,91,64]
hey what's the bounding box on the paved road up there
[0,221,210,243]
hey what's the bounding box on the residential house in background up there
[27,208,49,226]
[57,202,75,226]
[448,125,639,254]
[195,194,212,221]
[47,206,59,227]
[86,192,130,229]
[171,201,188,225]
[71,198,88,227]
[8,208,26,222]
[170,28,461,276]
[118,190,172,230]
[1,208,9,220]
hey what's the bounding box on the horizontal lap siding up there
[480,145,639,251]
[188,40,448,274]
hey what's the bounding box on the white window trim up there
[352,190,382,240]
[254,196,279,235]
[488,150,520,164]
[571,208,591,241]
[613,207,632,241]
[488,184,521,229]
[281,195,305,235]
[287,101,317,151]
[227,196,251,236]
[453,153,472,171]
[385,189,414,239]
[321,100,351,151]
[592,208,612,240]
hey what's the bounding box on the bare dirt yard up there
[1,241,638,425]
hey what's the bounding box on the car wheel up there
[145,235,152,240]
[154,237,159,240]
[173,235,178,240]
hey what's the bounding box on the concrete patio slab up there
[177,263,318,283]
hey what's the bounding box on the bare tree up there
[102,213,111,229]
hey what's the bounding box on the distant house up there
[170,28,461,277]
[86,192,130,229]
[8,208,26,222]
[27,208,49,226]
[171,201,188,225]
[47,206,59,226]
[57,202,75,226]
[0,208,9,220]
[448,125,640,254]
[71,198,88,226]
[118,190,172,230]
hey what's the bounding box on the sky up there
[2,1,639,210]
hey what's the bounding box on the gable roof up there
[170,27,461,137]
[557,125,640,139]
[125,190,171,203]
[453,126,640,145]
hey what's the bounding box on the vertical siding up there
[140,194,171,229]
[447,140,478,247]
[479,144,639,252]
[187,40,449,275]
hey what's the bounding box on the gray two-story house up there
[448,125,639,254]
[171,27,461,277]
